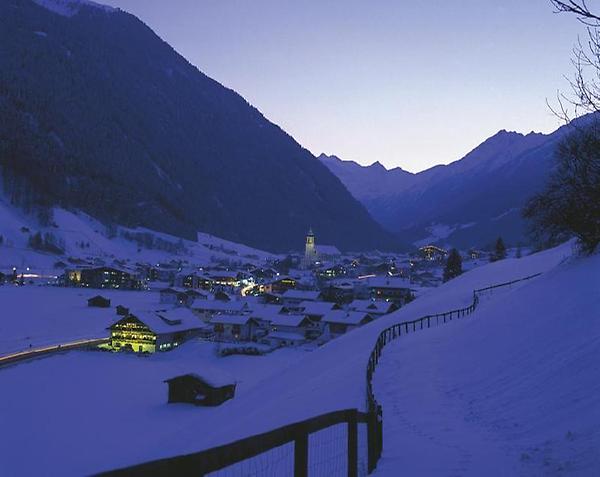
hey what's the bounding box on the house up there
[159,287,206,307]
[320,281,355,303]
[367,276,413,304]
[269,276,297,294]
[349,299,398,317]
[108,309,203,353]
[418,245,448,262]
[210,271,241,287]
[174,271,213,290]
[87,295,111,308]
[116,305,129,316]
[165,373,236,406]
[66,266,141,290]
[248,304,287,329]
[269,314,313,338]
[296,301,340,323]
[281,289,321,306]
[322,310,373,338]
[210,314,261,341]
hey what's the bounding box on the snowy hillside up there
[0,241,580,475]
[373,244,600,475]
[0,195,275,274]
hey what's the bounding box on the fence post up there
[367,408,377,472]
[294,432,308,477]
[347,411,358,477]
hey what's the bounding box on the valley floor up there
[0,241,587,476]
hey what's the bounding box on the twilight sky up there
[101,0,585,172]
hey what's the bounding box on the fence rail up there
[100,272,541,476]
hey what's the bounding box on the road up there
[0,337,109,367]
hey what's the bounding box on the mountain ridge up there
[0,0,402,253]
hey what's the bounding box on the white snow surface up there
[0,241,589,476]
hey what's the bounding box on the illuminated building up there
[108,309,203,353]
[418,245,448,261]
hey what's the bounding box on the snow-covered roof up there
[322,310,372,325]
[269,314,311,327]
[113,310,202,335]
[164,365,235,388]
[349,300,395,314]
[282,289,321,301]
[297,301,337,316]
[210,314,256,326]
[249,305,286,322]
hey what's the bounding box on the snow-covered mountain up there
[0,0,399,253]
[318,154,414,201]
[320,123,576,249]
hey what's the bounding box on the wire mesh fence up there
[206,441,294,477]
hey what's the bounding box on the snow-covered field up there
[0,241,590,476]
[0,287,159,355]
[0,342,306,476]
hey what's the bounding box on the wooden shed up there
[88,295,111,308]
[164,373,236,406]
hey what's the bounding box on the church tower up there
[304,227,317,268]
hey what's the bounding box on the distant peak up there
[32,0,117,17]
[370,160,387,170]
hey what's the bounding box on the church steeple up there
[304,227,316,268]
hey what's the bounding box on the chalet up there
[66,266,141,290]
[281,289,321,306]
[367,276,413,304]
[210,314,260,341]
[270,276,297,294]
[108,309,203,353]
[87,295,111,308]
[165,373,236,406]
[210,271,241,287]
[322,310,373,338]
[419,245,448,262]
[159,287,206,307]
[349,299,398,317]
[263,312,319,345]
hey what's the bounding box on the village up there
[0,229,497,364]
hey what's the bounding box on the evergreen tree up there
[443,248,463,282]
[491,237,507,262]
